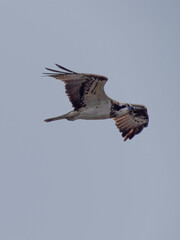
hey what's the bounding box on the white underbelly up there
[78,102,111,120]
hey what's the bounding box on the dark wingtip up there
[55,64,77,73]
[43,64,77,75]
[45,67,62,73]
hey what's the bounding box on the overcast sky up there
[0,0,180,239]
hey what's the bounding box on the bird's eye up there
[128,104,134,111]
[131,105,135,110]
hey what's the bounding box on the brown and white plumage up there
[114,105,149,141]
[44,64,149,141]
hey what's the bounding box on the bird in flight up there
[44,64,149,141]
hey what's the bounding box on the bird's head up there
[131,104,149,127]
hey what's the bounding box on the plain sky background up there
[0,0,180,239]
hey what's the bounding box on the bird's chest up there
[78,100,111,120]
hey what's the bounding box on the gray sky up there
[0,0,180,239]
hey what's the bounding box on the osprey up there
[44,64,149,141]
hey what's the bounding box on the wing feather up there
[44,64,108,110]
[114,105,149,141]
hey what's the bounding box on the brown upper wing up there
[114,105,149,141]
[44,64,109,110]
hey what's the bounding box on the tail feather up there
[44,114,67,122]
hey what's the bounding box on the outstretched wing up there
[44,64,109,110]
[114,104,149,141]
